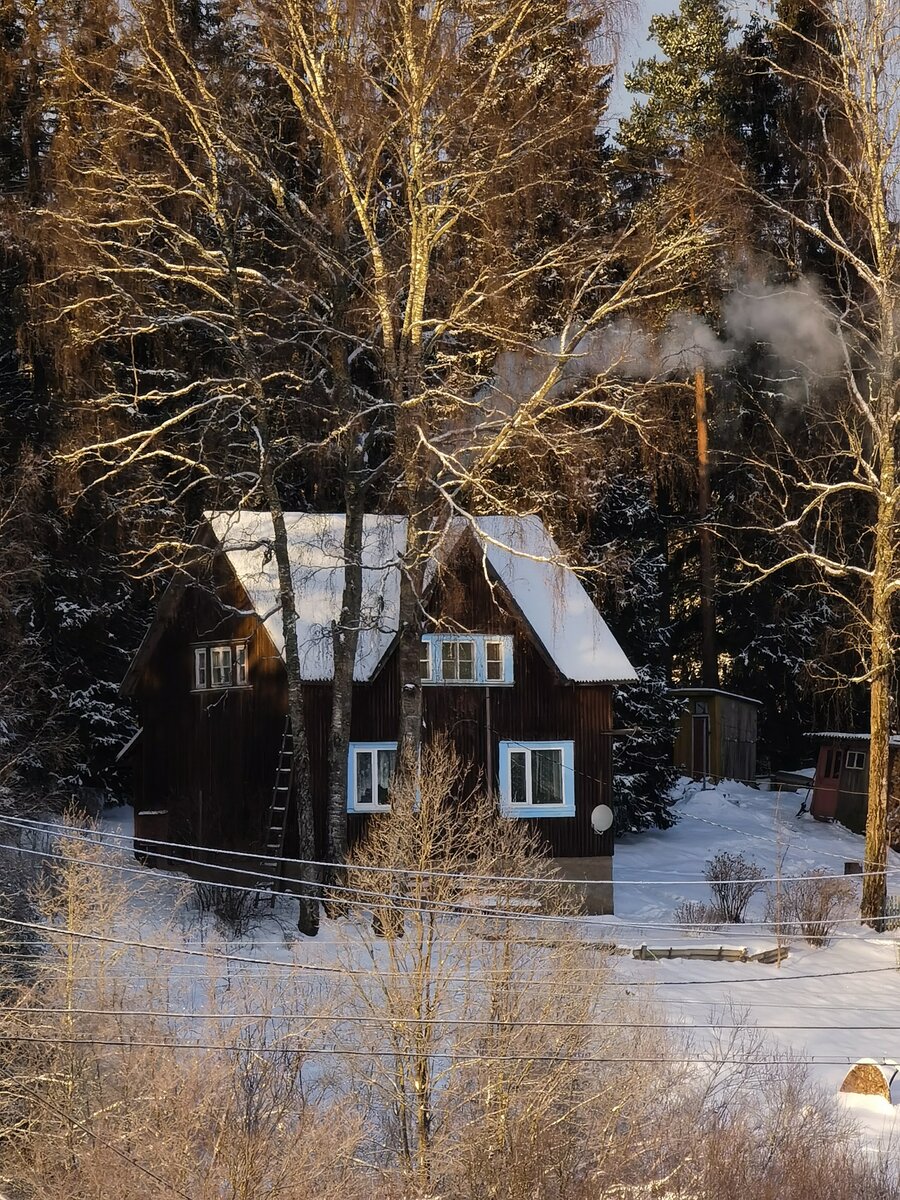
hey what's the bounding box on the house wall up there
[127,542,616,899]
[130,557,287,863]
[813,741,900,843]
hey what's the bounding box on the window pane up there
[510,751,527,804]
[532,749,563,804]
[420,641,431,681]
[211,646,232,687]
[234,644,247,685]
[194,648,207,689]
[485,640,503,681]
[457,640,475,680]
[442,641,458,680]
[355,751,373,807]
[377,749,396,805]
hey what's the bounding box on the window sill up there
[421,680,514,687]
[348,805,391,815]
[501,805,575,820]
[191,685,253,694]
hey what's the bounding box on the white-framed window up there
[210,645,233,688]
[421,634,513,685]
[498,741,575,817]
[234,643,248,686]
[420,639,433,682]
[192,641,251,691]
[846,750,867,771]
[442,637,475,681]
[348,743,397,812]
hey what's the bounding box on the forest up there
[0,0,897,916]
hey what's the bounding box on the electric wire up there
[1,828,896,935]
[2,912,900,988]
[4,808,898,890]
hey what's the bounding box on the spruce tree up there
[589,478,681,833]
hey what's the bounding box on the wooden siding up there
[130,554,287,861]
[813,740,900,842]
[128,537,616,863]
[674,692,758,782]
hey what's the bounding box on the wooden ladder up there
[257,717,293,903]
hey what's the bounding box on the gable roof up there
[207,511,406,682]
[131,510,635,686]
[468,516,636,683]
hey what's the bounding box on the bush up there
[704,851,765,924]
[674,899,722,931]
[193,880,254,937]
[768,870,855,947]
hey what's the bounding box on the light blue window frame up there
[498,740,575,817]
[421,634,514,685]
[347,742,397,813]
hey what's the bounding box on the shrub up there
[674,899,722,931]
[193,880,254,937]
[777,870,855,947]
[703,851,765,924]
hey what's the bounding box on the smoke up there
[722,278,844,379]
[488,275,844,407]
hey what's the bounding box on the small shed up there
[809,732,900,835]
[672,688,761,783]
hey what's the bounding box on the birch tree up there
[256,0,715,764]
[735,0,900,922]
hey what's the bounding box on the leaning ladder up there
[258,717,293,903]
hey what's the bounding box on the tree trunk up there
[861,448,896,926]
[256,417,320,937]
[694,367,718,688]
[326,481,365,905]
[397,544,425,765]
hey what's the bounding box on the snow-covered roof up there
[808,731,900,748]
[207,512,405,682]
[206,511,636,684]
[469,516,636,683]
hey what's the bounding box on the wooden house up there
[672,688,761,783]
[810,733,900,835]
[120,513,637,913]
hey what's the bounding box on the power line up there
[3,829,897,935]
[6,809,896,889]
[2,832,898,940]
[0,1032,883,1069]
[2,912,900,989]
[9,1005,900,1034]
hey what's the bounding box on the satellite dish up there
[591,804,614,834]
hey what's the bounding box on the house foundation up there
[553,855,613,915]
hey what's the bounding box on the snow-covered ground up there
[75,784,900,1152]
[612,778,900,1151]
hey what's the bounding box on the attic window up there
[193,642,249,691]
[421,635,513,685]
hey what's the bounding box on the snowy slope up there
[90,786,900,1151]
[612,779,900,1148]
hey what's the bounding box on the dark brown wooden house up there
[120,513,636,912]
